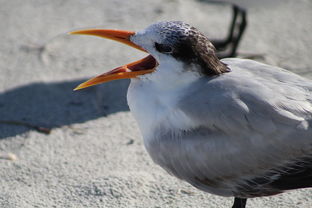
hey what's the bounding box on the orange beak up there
[69,29,157,90]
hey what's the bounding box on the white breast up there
[127,77,199,143]
[127,57,202,139]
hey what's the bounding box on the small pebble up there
[0,153,17,161]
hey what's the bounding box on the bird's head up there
[71,21,229,90]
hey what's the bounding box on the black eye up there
[155,42,173,53]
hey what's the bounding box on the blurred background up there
[0,0,311,207]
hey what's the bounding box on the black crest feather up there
[156,21,229,75]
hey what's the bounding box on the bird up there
[69,21,312,208]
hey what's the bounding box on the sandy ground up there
[0,0,312,207]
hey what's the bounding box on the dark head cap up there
[140,21,229,76]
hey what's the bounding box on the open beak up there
[69,29,157,90]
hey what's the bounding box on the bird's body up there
[128,57,312,198]
[71,21,312,207]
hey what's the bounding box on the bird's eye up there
[155,43,173,53]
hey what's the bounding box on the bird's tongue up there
[74,55,157,91]
[125,55,157,72]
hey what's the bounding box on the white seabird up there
[70,21,312,208]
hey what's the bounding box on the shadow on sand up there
[0,79,130,139]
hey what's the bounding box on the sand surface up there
[0,0,312,207]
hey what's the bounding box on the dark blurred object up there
[212,4,247,58]
[200,1,247,58]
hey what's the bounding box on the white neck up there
[127,61,201,142]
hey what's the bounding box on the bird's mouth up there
[69,29,158,90]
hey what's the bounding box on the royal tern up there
[70,21,312,208]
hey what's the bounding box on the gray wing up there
[174,58,312,196]
[181,58,312,134]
